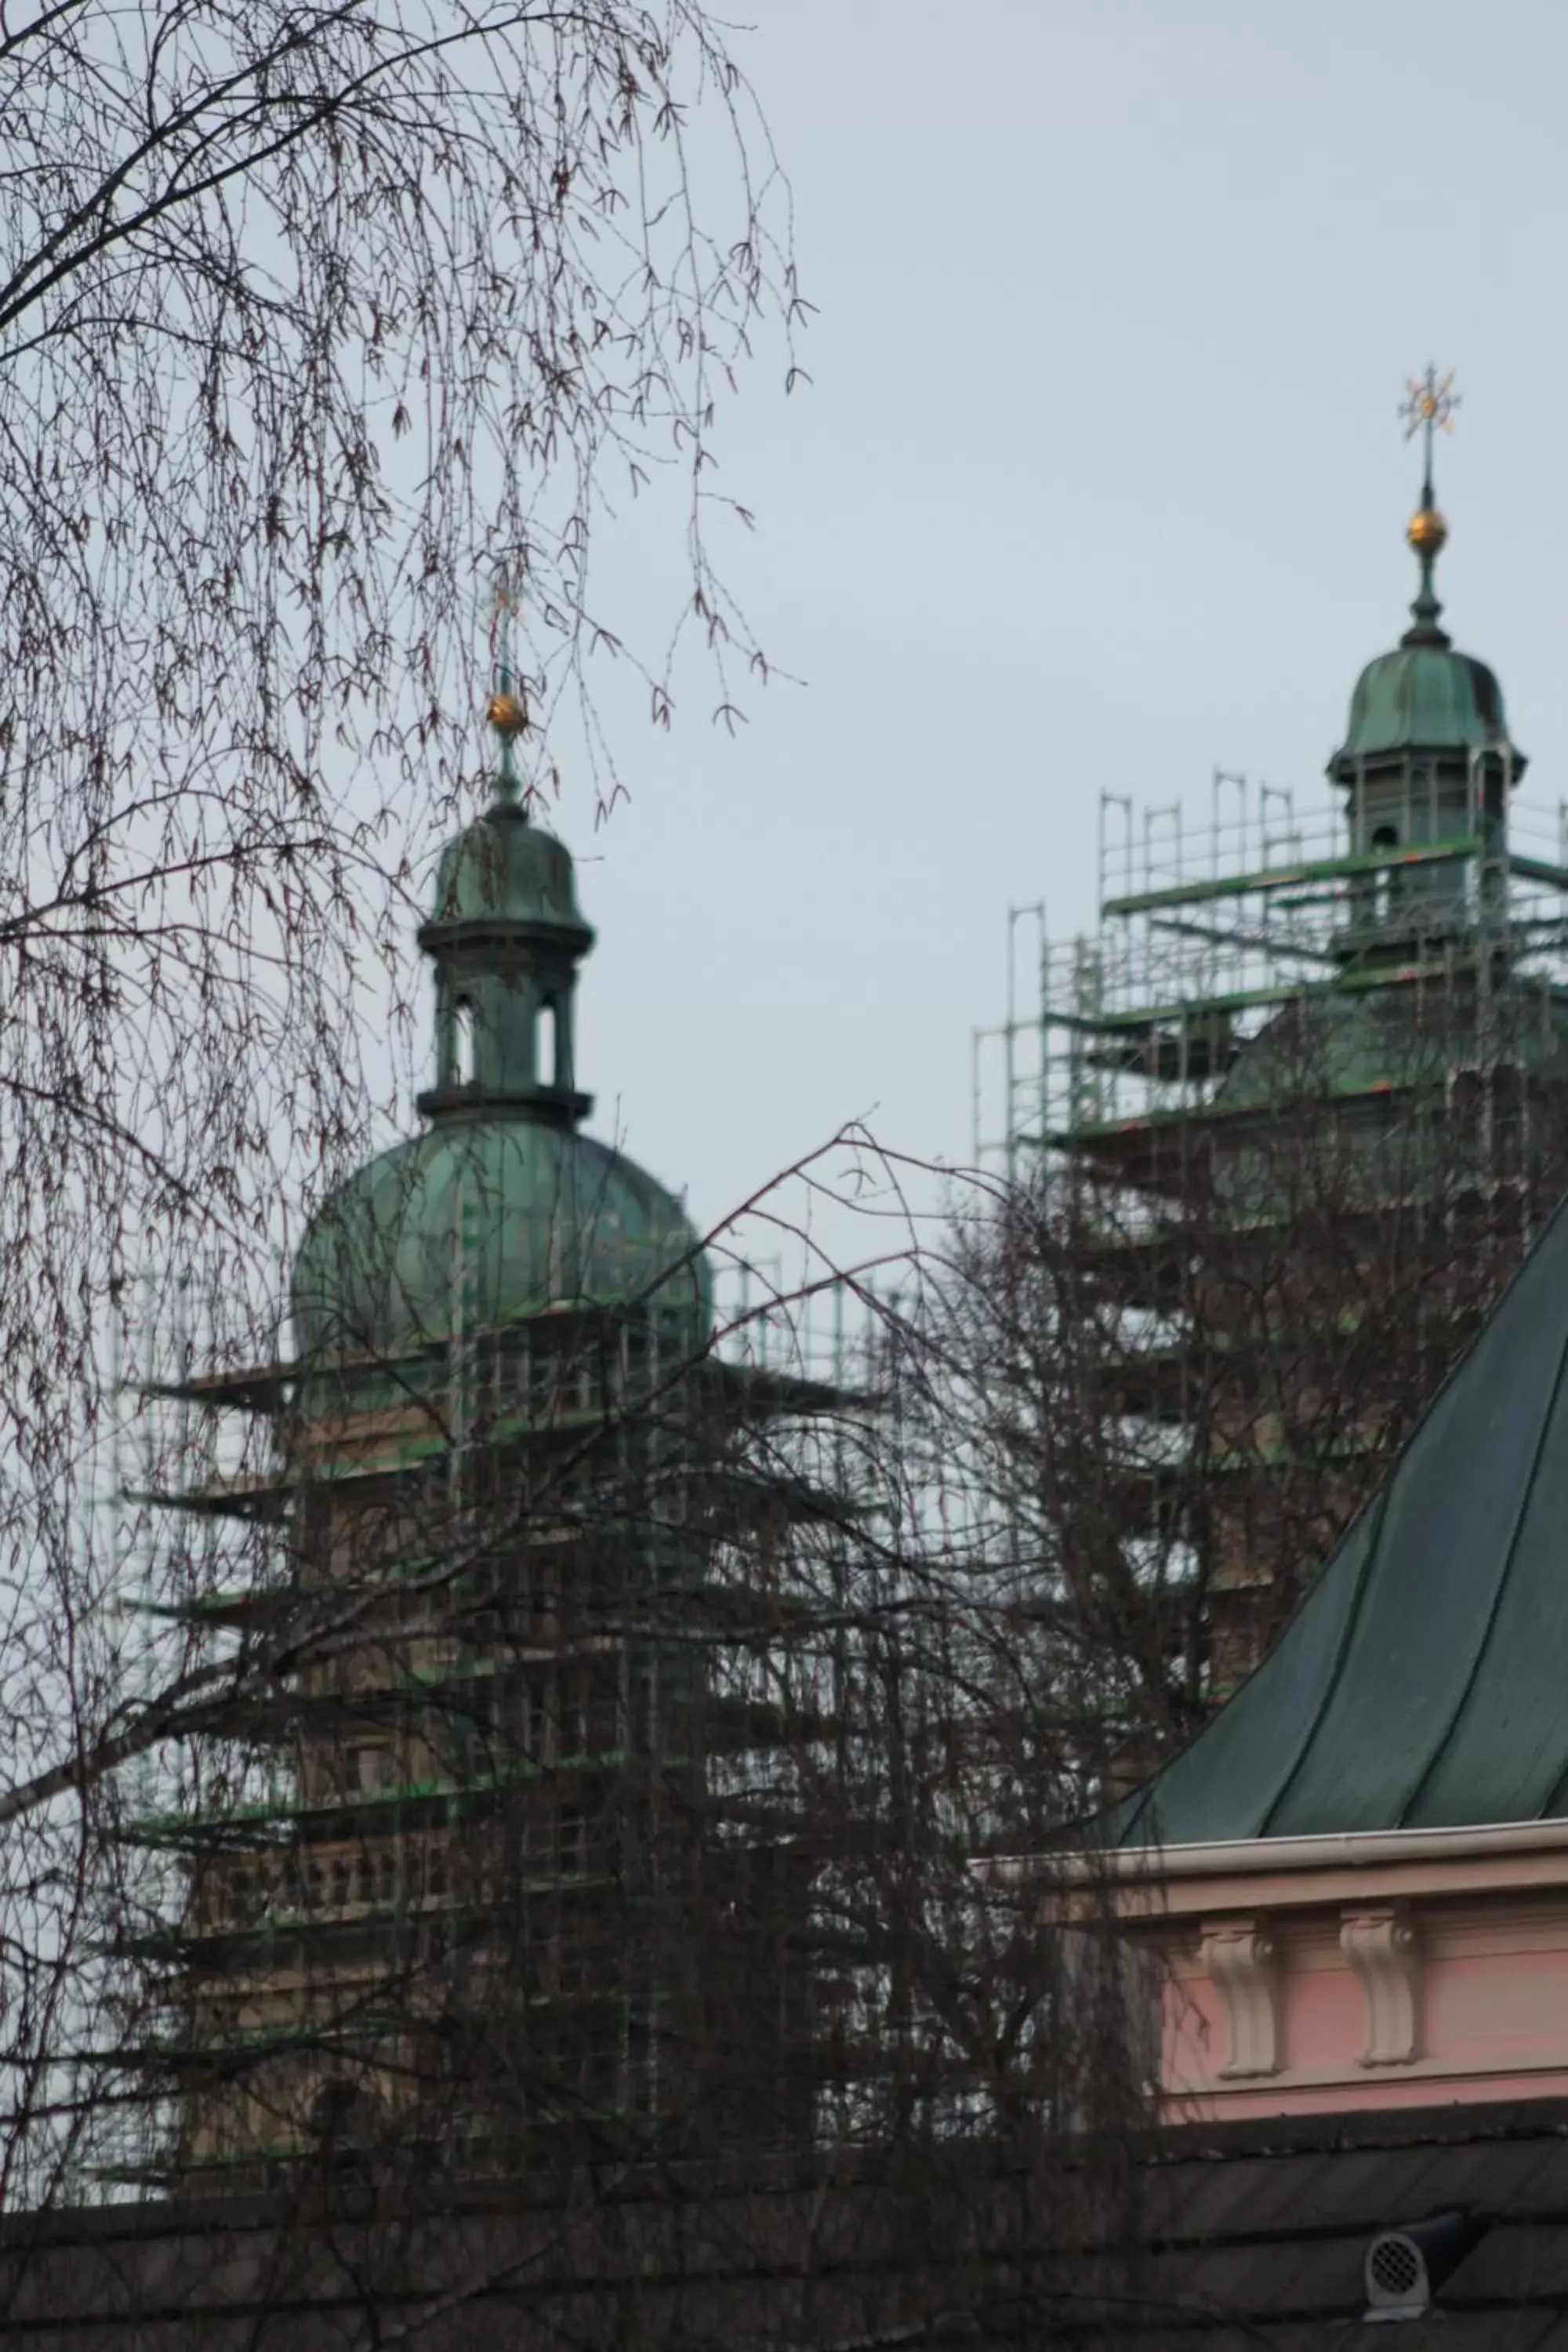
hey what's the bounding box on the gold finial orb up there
[1406,505,1448,557]
[486,689,528,738]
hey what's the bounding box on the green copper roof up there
[1116,1192,1568,1844]
[423,805,592,941]
[292,741,709,1361]
[1336,641,1511,764]
[1218,985,1568,1114]
[292,1118,709,1362]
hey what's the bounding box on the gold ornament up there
[1405,506,1449,557]
[486,690,527,738]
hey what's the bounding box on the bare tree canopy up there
[0,0,808,2218]
[0,25,1152,2321]
[0,1093,1153,2339]
[0,0,800,1287]
[5,0,795,769]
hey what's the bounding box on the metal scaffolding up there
[967,758,1568,1725]
[103,1240,882,2192]
[974,768,1568,1181]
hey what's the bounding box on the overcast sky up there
[495,0,1568,1244]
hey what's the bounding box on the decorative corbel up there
[1199,1918,1280,2078]
[1340,1904,1419,2067]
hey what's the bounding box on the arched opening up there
[454,997,476,1086]
[538,1000,559,1088]
[1370,824,1399,926]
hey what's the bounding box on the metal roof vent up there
[1364,2212,1479,2321]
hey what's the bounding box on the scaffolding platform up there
[974,770,1568,1178]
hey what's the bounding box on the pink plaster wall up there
[1277,1953,1363,2077]
[1121,1845,1568,2122]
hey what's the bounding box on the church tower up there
[135,681,818,2188]
[973,374,1568,1743]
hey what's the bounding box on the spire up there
[484,565,528,811]
[1330,368,1522,789]
[412,565,594,1127]
[1398,365,1458,649]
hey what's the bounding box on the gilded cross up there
[1399,366,1458,497]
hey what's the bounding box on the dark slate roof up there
[1118,1191,1568,1846]
[1103,2096,1568,2352]
[2,2100,1564,2348]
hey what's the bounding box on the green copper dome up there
[425,804,590,938]
[292,1117,709,1363]
[1337,641,1508,764]
[292,750,710,1369]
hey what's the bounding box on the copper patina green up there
[292,788,709,1369]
